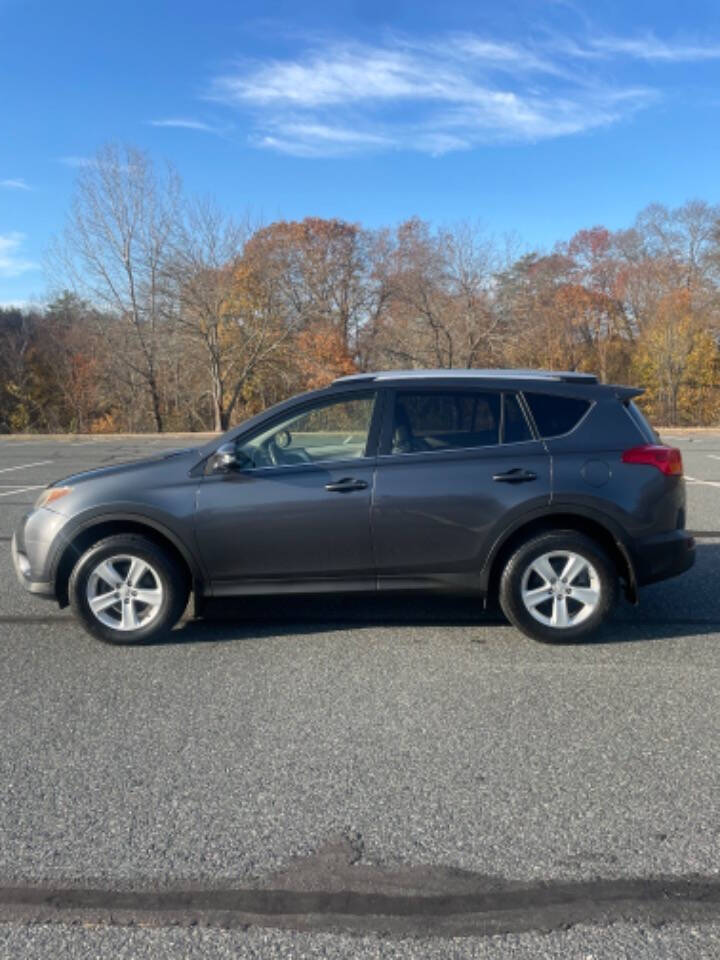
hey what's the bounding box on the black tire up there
[69,534,189,645]
[499,531,617,643]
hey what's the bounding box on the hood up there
[51,447,201,488]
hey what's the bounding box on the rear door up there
[371,386,552,590]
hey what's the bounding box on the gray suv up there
[12,369,695,644]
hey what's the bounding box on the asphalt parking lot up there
[2,432,720,959]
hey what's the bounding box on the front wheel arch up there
[54,518,195,608]
[69,533,190,644]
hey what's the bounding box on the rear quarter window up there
[624,400,658,443]
[523,392,591,438]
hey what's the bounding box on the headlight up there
[35,486,73,509]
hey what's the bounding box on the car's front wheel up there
[69,534,189,644]
[499,531,617,642]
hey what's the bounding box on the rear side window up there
[524,392,590,438]
[624,400,658,443]
[391,391,500,453]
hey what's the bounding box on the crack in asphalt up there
[2,837,720,937]
[4,870,720,937]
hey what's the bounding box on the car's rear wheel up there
[69,534,189,644]
[499,531,617,642]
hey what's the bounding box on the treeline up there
[2,144,720,433]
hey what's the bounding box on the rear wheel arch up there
[484,511,637,605]
[499,530,618,642]
[53,517,198,608]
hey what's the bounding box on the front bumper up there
[632,529,696,587]
[11,532,55,598]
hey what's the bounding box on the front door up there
[195,391,379,594]
[371,387,552,590]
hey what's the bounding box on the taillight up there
[621,444,683,476]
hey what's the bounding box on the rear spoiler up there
[612,385,644,400]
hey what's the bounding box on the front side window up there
[238,393,376,468]
[391,391,501,454]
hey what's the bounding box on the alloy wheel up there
[85,554,163,631]
[520,550,601,629]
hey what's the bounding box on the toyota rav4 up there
[11,369,695,644]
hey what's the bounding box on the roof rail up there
[330,373,377,385]
[332,368,598,386]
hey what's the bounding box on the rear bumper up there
[632,529,696,586]
[11,532,55,598]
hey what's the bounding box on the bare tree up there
[167,205,314,430]
[50,144,181,431]
[165,199,250,431]
[635,201,720,290]
[369,218,500,369]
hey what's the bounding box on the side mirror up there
[207,442,249,475]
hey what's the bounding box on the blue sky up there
[2,0,720,305]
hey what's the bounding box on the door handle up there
[325,478,369,493]
[492,468,537,483]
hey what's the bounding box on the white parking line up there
[0,460,53,474]
[0,485,44,498]
[708,455,720,461]
[685,475,720,488]
[0,440,45,446]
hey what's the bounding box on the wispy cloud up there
[588,33,720,62]
[150,117,227,134]
[255,122,395,157]
[0,233,38,278]
[0,178,32,191]
[57,155,96,168]
[208,29,719,156]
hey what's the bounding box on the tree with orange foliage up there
[241,217,374,352]
[294,324,356,391]
[632,288,717,424]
